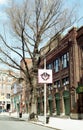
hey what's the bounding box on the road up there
[0,115,55,130]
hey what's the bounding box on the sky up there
[0,0,83,23]
[0,0,83,38]
[0,0,83,69]
[65,0,83,27]
[0,0,82,34]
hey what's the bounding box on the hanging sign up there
[38,69,52,83]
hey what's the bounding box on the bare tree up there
[0,0,77,113]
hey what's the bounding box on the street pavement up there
[0,112,83,130]
[0,115,53,130]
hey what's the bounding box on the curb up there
[10,116,25,121]
[28,120,61,130]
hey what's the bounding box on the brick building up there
[38,26,83,119]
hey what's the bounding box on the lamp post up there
[44,57,46,125]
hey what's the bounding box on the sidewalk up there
[9,112,29,121]
[0,112,29,121]
[31,116,83,130]
[1,112,83,130]
[10,112,83,130]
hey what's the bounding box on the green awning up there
[55,93,60,100]
[76,85,83,93]
[48,95,53,100]
[63,91,70,98]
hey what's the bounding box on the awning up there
[63,90,70,99]
[55,93,60,100]
[48,95,53,100]
[76,85,83,93]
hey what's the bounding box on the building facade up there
[0,70,15,112]
[14,26,83,119]
[11,79,22,113]
[38,26,83,119]
[11,58,32,114]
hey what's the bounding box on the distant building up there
[11,80,22,113]
[10,58,32,114]
[0,70,19,112]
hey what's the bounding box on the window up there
[47,63,53,69]
[54,58,60,72]
[6,93,10,99]
[54,80,60,88]
[48,84,53,94]
[62,52,69,68]
[3,101,5,104]
[7,85,11,90]
[2,77,5,81]
[8,78,12,82]
[48,84,53,90]
[62,77,69,86]
[1,93,4,96]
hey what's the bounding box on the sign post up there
[38,58,52,125]
[44,58,46,125]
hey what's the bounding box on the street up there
[0,115,55,130]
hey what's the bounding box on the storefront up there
[63,90,70,115]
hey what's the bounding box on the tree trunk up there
[30,74,38,114]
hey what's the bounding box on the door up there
[49,100,53,115]
[37,103,41,114]
[56,99,60,115]
[78,93,83,113]
[64,98,70,115]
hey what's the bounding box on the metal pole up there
[44,58,46,125]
